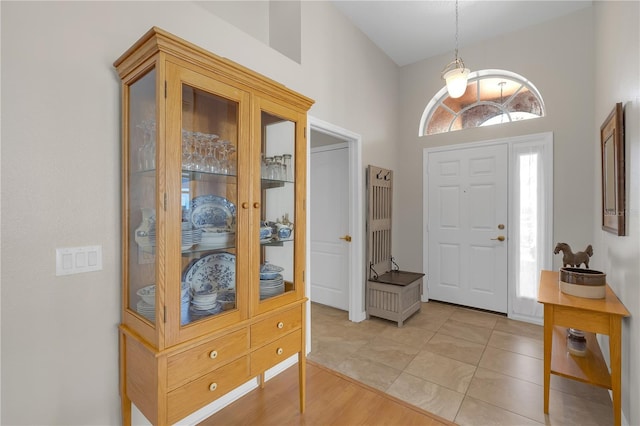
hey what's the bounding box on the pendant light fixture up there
[441,0,470,98]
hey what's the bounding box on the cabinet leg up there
[119,332,131,426]
[610,317,622,426]
[121,396,132,426]
[543,305,552,414]
[298,351,306,413]
[259,372,265,389]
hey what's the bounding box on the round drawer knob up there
[253,202,260,209]
[209,350,218,359]
[276,348,283,355]
[277,322,284,329]
[241,202,249,209]
[209,383,218,392]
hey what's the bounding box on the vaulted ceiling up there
[331,1,593,66]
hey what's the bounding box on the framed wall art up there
[601,102,625,235]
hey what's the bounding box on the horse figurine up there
[554,242,593,268]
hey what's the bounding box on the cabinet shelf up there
[182,170,237,181]
[181,245,235,255]
[261,178,292,189]
[550,326,611,389]
[260,238,293,247]
[144,238,293,257]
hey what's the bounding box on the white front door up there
[310,144,349,310]
[426,144,508,313]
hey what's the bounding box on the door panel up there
[427,144,508,313]
[310,146,349,310]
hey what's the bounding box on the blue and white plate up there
[190,195,235,229]
[183,252,236,294]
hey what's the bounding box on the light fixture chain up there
[454,0,459,61]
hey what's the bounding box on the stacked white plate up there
[136,283,192,324]
[136,300,155,321]
[136,284,155,321]
[260,273,285,300]
[139,226,202,251]
[181,227,202,251]
[198,228,235,249]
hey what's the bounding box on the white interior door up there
[310,144,349,310]
[427,144,508,313]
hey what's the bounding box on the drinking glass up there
[225,143,237,175]
[191,132,205,171]
[182,130,194,171]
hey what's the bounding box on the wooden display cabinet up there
[114,27,313,425]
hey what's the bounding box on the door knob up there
[491,236,506,242]
[339,235,352,242]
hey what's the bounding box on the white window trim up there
[418,69,546,137]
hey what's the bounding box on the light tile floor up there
[308,301,614,425]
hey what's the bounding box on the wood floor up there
[199,360,456,426]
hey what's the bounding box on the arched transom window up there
[419,69,545,136]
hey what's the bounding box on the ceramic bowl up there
[137,284,156,305]
[260,262,284,280]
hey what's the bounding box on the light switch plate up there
[56,245,103,276]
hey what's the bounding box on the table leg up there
[610,317,622,426]
[543,304,553,414]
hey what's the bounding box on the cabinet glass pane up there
[259,111,295,300]
[180,84,238,325]
[128,68,157,323]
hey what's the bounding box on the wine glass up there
[182,130,194,171]
[191,132,205,171]
[225,143,237,175]
[217,140,230,175]
[204,134,220,173]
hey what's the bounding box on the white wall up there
[593,2,640,424]
[0,1,398,424]
[396,7,596,273]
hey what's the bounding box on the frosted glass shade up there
[444,67,470,98]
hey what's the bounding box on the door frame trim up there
[422,132,554,322]
[307,117,365,325]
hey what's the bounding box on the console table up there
[537,270,630,425]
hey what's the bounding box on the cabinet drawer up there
[250,329,302,376]
[167,328,249,391]
[251,305,302,347]
[167,356,250,424]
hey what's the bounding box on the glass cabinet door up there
[178,82,240,327]
[127,67,158,324]
[165,63,249,344]
[167,62,256,338]
[257,110,297,303]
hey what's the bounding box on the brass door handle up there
[491,236,506,242]
[339,235,352,242]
